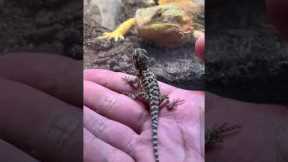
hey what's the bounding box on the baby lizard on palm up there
[122,48,241,161]
[123,48,182,162]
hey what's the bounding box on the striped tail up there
[151,105,160,162]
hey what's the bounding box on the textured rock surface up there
[206,0,288,103]
[84,0,205,90]
[84,0,122,30]
[0,1,82,59]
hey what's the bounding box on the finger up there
[0,77,82,162]
[0,139,40,162]
[84,80,149,131]
[266,0,288,40]
[84,69,176,96]
[195,33,205,61]
[84,128,135,162]
[0,53,82,107]
[84,107,138,157]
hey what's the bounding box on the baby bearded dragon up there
[123,48,180,162]
[124,48,162,162]
[98,0,204,48]
[123,49,240,160]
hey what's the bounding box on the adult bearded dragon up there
[98,0,204,48]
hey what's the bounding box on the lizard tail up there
[151,105,160,162]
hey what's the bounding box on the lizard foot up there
[160,95,184,110]
[122,76,139,89]
[166,98,185,110]
[97,31,125,42]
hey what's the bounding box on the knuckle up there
[101,94,117,115]
[126,135,138,156]
[87,114,106,134]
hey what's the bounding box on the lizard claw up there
[97,32,125,42]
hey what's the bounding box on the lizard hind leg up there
[160,95,184,110]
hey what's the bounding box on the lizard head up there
[133,48,150,70]
[135,4,185,34]
[135,3,195,47]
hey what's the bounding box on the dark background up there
[206,0,288,104]
[0,0,82,59]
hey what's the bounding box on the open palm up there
[84,69,204,162]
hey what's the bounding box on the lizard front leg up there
[122,76,150,103]
[98,18,136,41]
[122,76,184,109]
[122,75,140,89]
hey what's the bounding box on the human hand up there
[84,69,204,162]
[0,53,82,162]
[195,33,205,61]
[266,0,288,40]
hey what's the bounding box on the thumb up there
[195,34,205,61]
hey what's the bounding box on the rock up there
[206,0,288,103]
[0,1,82,59]
[0,0,4,6]
[84,0,123,30]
